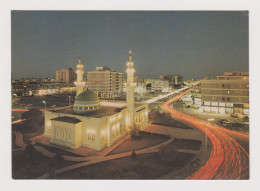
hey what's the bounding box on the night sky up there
[11,11,248,80]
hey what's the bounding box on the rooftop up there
[52,106,124,118]
[51,116,81,124]
[51,102,146,118]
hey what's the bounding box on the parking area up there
[12,92,76,110]
[172,100,249,134]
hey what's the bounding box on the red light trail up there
[162,89,249,179]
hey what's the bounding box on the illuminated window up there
[88,133,91,140]
[92,134,95,141]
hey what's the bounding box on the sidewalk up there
[13,131,27,149]
[55,137,174,175]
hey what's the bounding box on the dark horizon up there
[11,11,248,80]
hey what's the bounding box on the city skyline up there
[12,11,248,80]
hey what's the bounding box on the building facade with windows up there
[44,52,148,151]
[86,66,124,98]
[200,71,249,116]
[12,79,67,96]
[151,79,170,92]
[160,75,183,88]
[56,68,76,84]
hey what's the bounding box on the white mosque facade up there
[44,52,148,151]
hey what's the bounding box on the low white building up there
[44,95,148,150]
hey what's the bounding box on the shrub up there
[21,108,43,132]
[129,124,140,138]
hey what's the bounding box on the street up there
[162,89,249,179]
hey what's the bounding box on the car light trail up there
[145,86,189,104]
[162,89,249,179]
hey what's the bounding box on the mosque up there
[43,51,149,151]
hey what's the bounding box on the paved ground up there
[13,131,27,149]
[174,94,249,135]
[36,122,204,179]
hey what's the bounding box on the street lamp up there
[205,126,207,149]
[42,100,46,111]
[205,118,214,149]
[69,96,71,106]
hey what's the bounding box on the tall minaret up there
[126,50,136,129]
[74,57,86,96]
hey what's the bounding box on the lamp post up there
[42,100,46,112]
[69,96,71,106]
[206,118,214,149]
[205,126,207,149]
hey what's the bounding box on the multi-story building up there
[200,71,249,116]
[151,79,170,92]
[160,75,183,88]
[86,66,124,98]
[56,68,76,84]
[12,79,67,96]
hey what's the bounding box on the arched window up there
[56,129,60,139]
[112,129,115,137]
[62,129,66,140]
[92,134,95,141]
[68,131,71,140]
[88,133,91,140]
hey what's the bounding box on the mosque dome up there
[73,90,101,114]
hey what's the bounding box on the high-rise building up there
[200,71,249,116]
[56,68,76,84]
[87,66,124,98]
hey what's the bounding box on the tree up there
[129,124,140,138]
[24,143,38,162]
[25,143,35,155]
[21,108,43,131]
[148,109,161,121]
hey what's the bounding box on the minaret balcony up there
[126,82,136,87]
[74,82,86,85]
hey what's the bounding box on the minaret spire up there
[126,50,136,130]
[129,50,132,61]
[74,57,86,96]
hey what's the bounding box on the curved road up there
[162,89,249,180]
